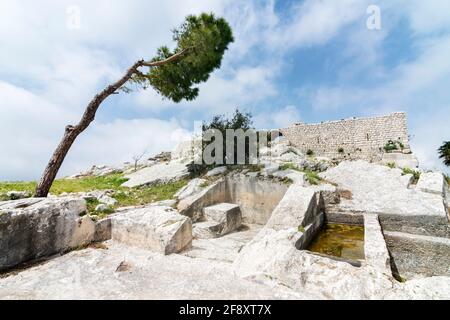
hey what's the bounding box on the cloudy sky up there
[1,0,449,181]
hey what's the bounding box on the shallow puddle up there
[307,223,365,261]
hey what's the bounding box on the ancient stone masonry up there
[279,112,411,162]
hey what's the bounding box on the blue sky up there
[0,0,449,180]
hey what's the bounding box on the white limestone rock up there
[320,161,447,218]
[171,138,202,163]
[233,227,301,278]
[174,178,207,200]
[0,197,94,271]
[261,163,279,176]
[122,162,188,188]
[111,206,192,254]
[98,195,118,206]
[203,203,242,236]
[253,248,394,300]
[381,153,419,169]
[206,166,227,177]
[416,172,445,195]
[385,276,450,300]
[95,204,110,212]
[364,214,391,274]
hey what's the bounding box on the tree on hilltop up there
[35,13,234,197]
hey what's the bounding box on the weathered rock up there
[171,138,202,163]
[95,204,110,212]
[177,180,227,222]
[384,231,450,279]
[6,191,31,200]
[384,276,450,300]
[94,218,112,242]
[320,161,447,219]
[203,203,242,236]
[248,248,394,300]
[261,163,279,176]
[111,206,192,254]
[416,172,445,195]
[150,199,177,207]
[364,214,391,275]
[381,153,419,169]
[192,221,221,239]
[0,198,94,271]
[206,166,227,177]
[98,195,118,206]
[233,227,301,278]
[122,162,188,188]
[174,178,207,200]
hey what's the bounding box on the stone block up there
[203,203,242,236]
[0,198,93,271]
[416,172,445,195]
[111,206,192,254]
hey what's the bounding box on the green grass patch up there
[386,162,396,169]
[304,170,321,185]
[279,163,322,185]
[402,167,421,184]
[280,162,301,171]
[0,174,188,216]
[112,179,188,207]
[0,174,128,196]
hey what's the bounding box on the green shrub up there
[304,170,321,185]
[280,163,301,171]
[383,140,398,152]
[386,162,396,169]
[402,167,421,184]
[306,149,314,156]
[338,147,344,154]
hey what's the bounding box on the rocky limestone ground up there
[1,138,449,300]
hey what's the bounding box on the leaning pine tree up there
[35,13,234,197]
[438,141,450,167]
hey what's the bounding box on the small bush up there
[402,167,421,184]
[304,170,321,185]
[280,163,301,171]
[306,149,314,156]
[386,162,396,169]
[384,139,405,153]
[383,140,398,152]
[338,147,344,154]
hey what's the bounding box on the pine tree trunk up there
[35,49,190,197]
[34,61,143,197]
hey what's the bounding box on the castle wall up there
[279,112,410,161]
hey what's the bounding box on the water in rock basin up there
[307,223,365,261]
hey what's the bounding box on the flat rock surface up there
[186,224,262,262]
[0,241,303,300]
[122,162,188,188]
[112,206,192,254]
[320,161,447,218]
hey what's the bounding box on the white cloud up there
[254,105,301,129]
[0,80,187,180]
[267,0,369,49]
[298,33,450,173]
[1,0,449,180]
[62,118,189,177]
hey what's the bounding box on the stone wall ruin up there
[279,112,411,162]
